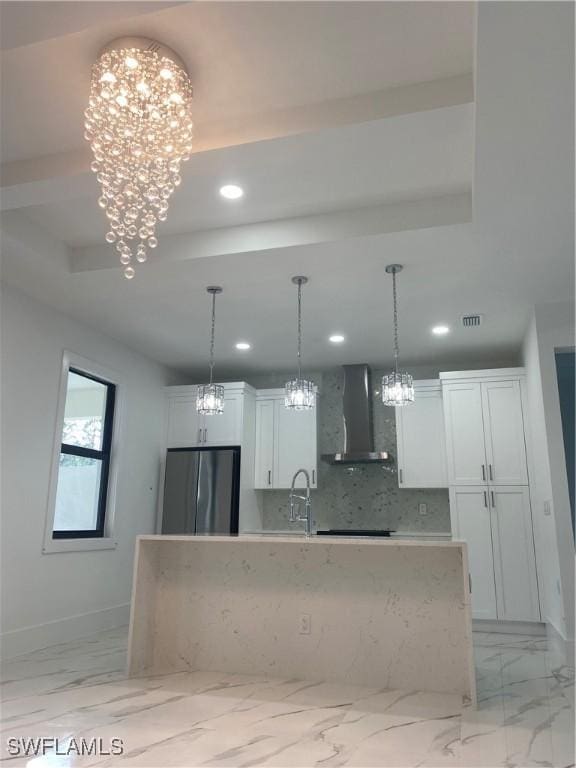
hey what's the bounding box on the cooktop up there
[315,529,394,537]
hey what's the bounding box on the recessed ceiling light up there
[235,341,251,351]
[329,334,346,344]
[219,184,244,200]
[432,325,450,336]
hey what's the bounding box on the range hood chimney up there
[322,364,393,465]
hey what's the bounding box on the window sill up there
[42,537,117,555]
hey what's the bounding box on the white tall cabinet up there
[441,369,540,622]
[254,389,318,489]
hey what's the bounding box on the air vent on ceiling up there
[461,314,483,328]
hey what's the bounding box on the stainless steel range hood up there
[321,364,393,465]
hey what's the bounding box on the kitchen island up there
[128,535,475,701]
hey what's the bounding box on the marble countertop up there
[139,533,464,549]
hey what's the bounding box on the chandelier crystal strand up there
[85,38,193,278]
[382,264,414,407]
[197,287,225,415]
[285,276,315,410]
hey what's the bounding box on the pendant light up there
[382,264,415,407]
[285,276,316,410]
[197,287,225,415]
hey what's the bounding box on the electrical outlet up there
[299,613,311,635]
[419,503,428,516]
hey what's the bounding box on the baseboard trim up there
[473,619,546,636]
[546,618,575,662]
[0,603,130,660]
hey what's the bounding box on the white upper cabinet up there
[166,384,252,448]
[449,486,497,620]
[254,400,275,489]
[166,390,201,448]
[489,486,539,621]
[396,381,448,488]
[202,394,243,446]
[254,391,318,490]
[481,381,528,485]
[442,382,487,485]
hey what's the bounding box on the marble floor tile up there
[0,627,573,768]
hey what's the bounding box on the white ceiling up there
[2,219,526,377]
[23,104,473,246]
[0,1,474,163]
[1,2,573,379]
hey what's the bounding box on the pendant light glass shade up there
[284,378,316,410]
[285,276,315,410]
[197,382,225,415]
[382,371,414,406]
[382,264,414,407]
[197,287,225,415]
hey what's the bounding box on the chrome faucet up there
[289,468,312,537]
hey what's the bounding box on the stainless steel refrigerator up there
[161,448,240,535]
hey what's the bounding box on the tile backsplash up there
[249,368,451,533]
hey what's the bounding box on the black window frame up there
[52,367,116,539]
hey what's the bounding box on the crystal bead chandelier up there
[382,264,415,407]
[197,287,225,415]
[285,276,316,410]
[84,38,193,279]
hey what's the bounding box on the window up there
[52,368,116,539]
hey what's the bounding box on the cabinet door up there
[481,381,528,485]
[166,394,202,448]
[490,487,540,621]
[396,389,448,488]
[275,402,318,489]
[450,486,497,620]
[203,395,242,446]
[443,383,487,485]
[254,400,275,488]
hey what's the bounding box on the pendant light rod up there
[206,286,222,385]
[382,263,414,407]
[292,276,308,380]
[385,264,403,373]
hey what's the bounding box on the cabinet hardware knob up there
[489,464,493,481]
[491,491,495,508]
[481,464,486,481]
[203,428,207,442]
[268,470,271,486]
[312,469,315,485]
[483,491,488,508]
[197,428,202,443]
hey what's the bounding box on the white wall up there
[0,284,169,657]
[522,301,575,647]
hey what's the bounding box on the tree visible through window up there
[52,369,116,538]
